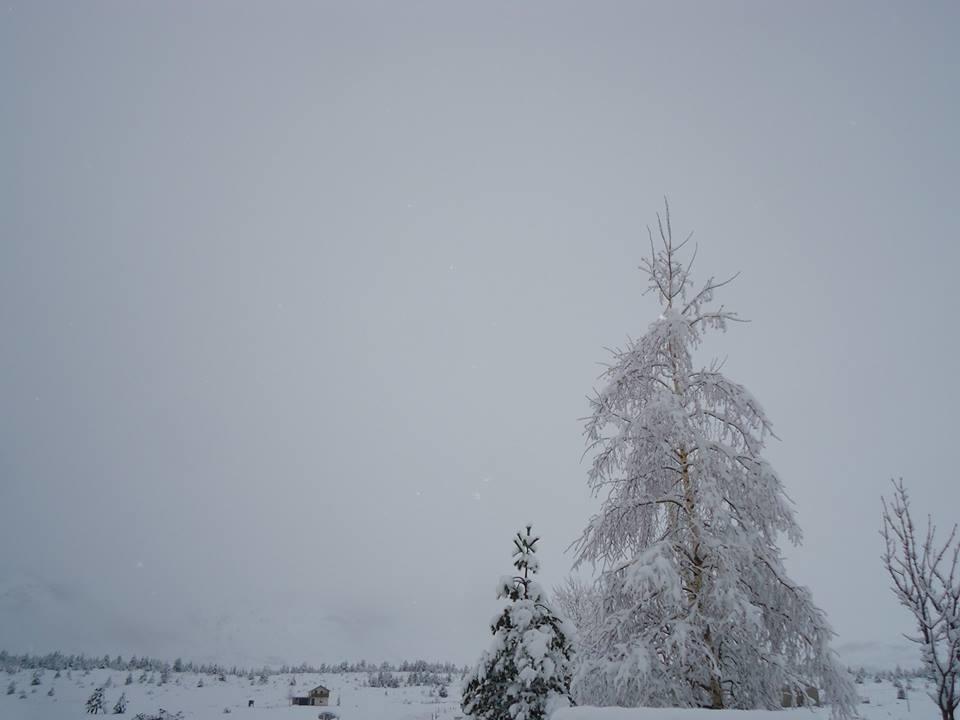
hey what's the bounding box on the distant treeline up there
[0,649,467,679]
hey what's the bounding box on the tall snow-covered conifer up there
[572,202,855,716]
[463,525,574,720]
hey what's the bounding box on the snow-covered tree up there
[572,202,855,715]
[882,478,960,720]
[462,525,574,720]
[86,686,106,714]
[113,691,128,714]
[6,681,15,695]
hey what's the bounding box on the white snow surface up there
[556,680,934,720]
[0,669,461,720]
[0,668,938,720]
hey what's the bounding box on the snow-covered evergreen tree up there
[462,525,574,720]
[6,680,15,695]
[86,686,106,714]
[113,691,127,714]
[572,203,855,716]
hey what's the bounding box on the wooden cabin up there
[291,685,331,706]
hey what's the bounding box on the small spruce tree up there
[86,686,106,714]
[462,525,574,720]
[113,691,127,714]
[6,681,15,695]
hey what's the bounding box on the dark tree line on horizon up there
[0,649,467,680]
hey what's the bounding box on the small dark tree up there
[86,686,106,714]
[882,479,960,720]
[113,691,127,714]
[462,525,574,720]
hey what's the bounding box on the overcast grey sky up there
[2,1,958,667]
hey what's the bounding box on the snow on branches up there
[882,479,960,720]
[463,525,575,720]
[572,201,854,716]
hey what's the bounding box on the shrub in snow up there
[114,692,127,714]
[462,525,574,720]
[18,690,27,699]
[125,674,133,686]
[6,681,15,695]
[86,686,106,714]
[48,686,55,697]
[133,711,183,720]
[31,669,42,685]
[571,203,855,716]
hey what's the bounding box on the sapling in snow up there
[572,202,854,715]
[86,686,106,714]
[462,525,574,720]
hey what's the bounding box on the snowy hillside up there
[0,669,462,720]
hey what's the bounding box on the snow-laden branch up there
[882,479,960,720]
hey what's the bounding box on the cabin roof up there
[309,685,330,694]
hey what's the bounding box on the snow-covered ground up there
[0,669,462,720]
[0,667,937,720]
[555,681,935,720]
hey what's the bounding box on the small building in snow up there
[291,685,331,706]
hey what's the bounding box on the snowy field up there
[555,681,935,720]
[0,668,939,720]
[0,669,462,720]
